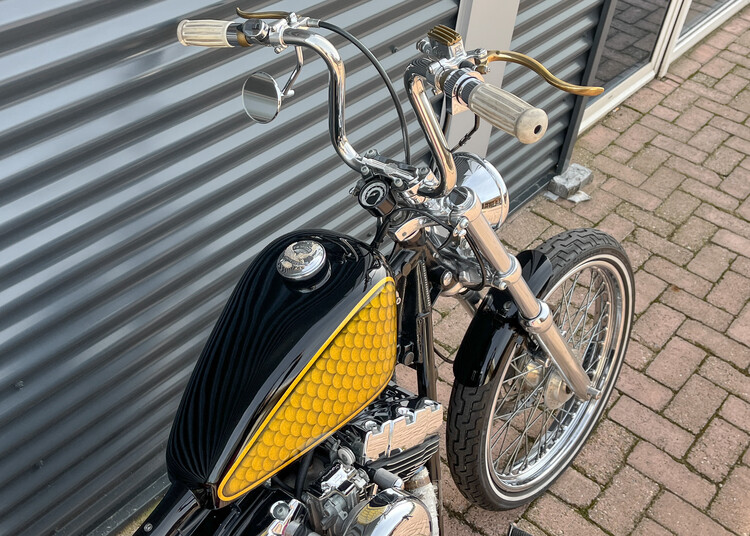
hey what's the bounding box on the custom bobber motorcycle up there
[134,10,635,536]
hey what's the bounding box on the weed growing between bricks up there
[429,7,750,535]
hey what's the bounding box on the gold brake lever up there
[476,50,604,97]
[236,8,290,19]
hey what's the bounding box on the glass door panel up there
[681,0,731,35]
[595,0,672,89]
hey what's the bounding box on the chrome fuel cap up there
[276,240,327,281]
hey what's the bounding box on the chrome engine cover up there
[339,488,432,536]
[334,385,442,479]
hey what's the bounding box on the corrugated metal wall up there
[487,0,607,209]
[0,1,458,535]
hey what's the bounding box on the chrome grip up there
[467,83,548,144]
[177,20,233,47]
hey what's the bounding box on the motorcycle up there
[134,9,635,536]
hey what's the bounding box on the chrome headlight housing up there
[454,152,509,229]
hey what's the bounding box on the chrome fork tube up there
[282,29,361,171]
[449,187,597,400]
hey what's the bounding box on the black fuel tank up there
[166,230,390,494]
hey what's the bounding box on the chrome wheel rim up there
[486,254,629,495]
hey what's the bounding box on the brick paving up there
[430,7,750,536]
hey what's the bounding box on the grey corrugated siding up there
[0,1,458,535]
[487,0,605,209]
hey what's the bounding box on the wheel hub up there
[543,371,573,410]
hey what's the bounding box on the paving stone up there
[677,319,750,369]
[698,97,747,123]
[697,204,750,239]
[631,518,673,536]
[596,213,635,241]
[691,43,721,64]
[572,189,622,224]
[644,258,712,298]
[609,396,694,457]
[681,178,740,212]
[670,56,701,79]
[650,104,679,122]
[674,102,713,130]
[652,135,708,164]
[664,374,727,433]
[647,337,705,389]
[656,190,701,224]
[434,305,472,351]
[617,361,672,414]
[720,395,750,434]
[715,72,750,96]
[633,302,685,349]
[649,492,733,536]
[628,441,716,509]
[624,87,664,114]
[532,200,591,230]
[573,420,637,485]
[639,232,694,266]
[709,465,750,536]
[727,302,750,347]
[702,56,736,79]
[686,245,735,282]
[615,123,658,152]
[466,506,528,536]
[659,287,734,332]
[527,495,608,536]
[670,216,718,251]
[704,145,745,176]
[549,468,602,509]
[441,462,471,513]
[501,211,550,251]
[578,124,621,154]
[710,115,750,142]
[665,155,722,187]
[592,154,648,187]
[634,270,667,315]
[617,203,675,237]
[625,339,654,371]
[589,465,658,536]
[700,356,750,402]
[603,106,643,132]
[444,514,485,536]
[623,241,650,270]
[602,144,633,164]
[602,178,662,211]
[706,270,750,315]
[687,124,729,153]
[630,146,671,176]
[687,418,749,482]
[732,256,750,278]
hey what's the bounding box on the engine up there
[259,384,442,536]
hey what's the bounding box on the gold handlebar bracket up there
[476,50,604,97]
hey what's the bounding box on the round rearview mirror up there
[241,72,282,123]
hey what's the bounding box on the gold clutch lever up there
[236,8,290,19]
[476,50,604,97]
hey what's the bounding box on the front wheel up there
[446,229,635,510]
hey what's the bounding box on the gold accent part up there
[236,8,290,19]
[427,24,462,46]
[217,278,398,502]
[236,28,250,47]
[477,50,604,97]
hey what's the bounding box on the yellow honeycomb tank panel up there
[218,277,397,501]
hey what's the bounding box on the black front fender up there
[452,248,553,387]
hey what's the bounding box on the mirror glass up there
[241,72,282,123]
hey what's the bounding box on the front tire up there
[446,229,634,510]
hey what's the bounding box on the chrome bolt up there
[360,165,370,175]
[143,523,153,533]
[441,271,453,287]
[271,501,290,520]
